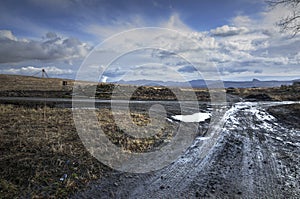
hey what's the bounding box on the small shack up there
[62,80,68,86]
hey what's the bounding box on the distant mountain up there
[292,79,300,83]
[223,79,294,88]
[114,78,296,88]
[116,79,191,87]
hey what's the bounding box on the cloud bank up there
[0,66,73,76]
[0,30,91,64]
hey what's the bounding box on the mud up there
[74,102,300,198]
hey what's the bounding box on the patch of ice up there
[196,136,211,141]
[171,112,211,122]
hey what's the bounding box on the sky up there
[0,0,299,82]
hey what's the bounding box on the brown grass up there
[0,105,109,198]
[0,104,177,198]
[227,85,300,101]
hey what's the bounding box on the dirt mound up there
[267,103,300,129]
[244,93,273,101]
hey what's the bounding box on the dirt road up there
[74,101,300,198]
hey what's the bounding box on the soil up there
[267,103,300,130]
[244,93,273,101]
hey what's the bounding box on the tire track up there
[73,102,300,198]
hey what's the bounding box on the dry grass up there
[227,85,300,101]
[0,74,73,91]
[0,104,176,198]
[0,74,211,101]
[96,109,175,152]
[0,105,108,198]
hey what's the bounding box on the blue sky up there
[0,0,299,81]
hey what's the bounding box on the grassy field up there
[0,105,105,198]
[227,85,300,101]
[0,74,211,101]
[0,74,73,91]
[1,74,300,101]
[0,104,177,198]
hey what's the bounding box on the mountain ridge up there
[115,78,297,88]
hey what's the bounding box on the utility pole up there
[41,69,48,121]
[43,69,47,121]
[42,69,49,78]
[31,68,49,121]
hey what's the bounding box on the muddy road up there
[74,101,300,198]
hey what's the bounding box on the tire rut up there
[73,102,300,198]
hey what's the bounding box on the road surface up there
[74,101,300,198]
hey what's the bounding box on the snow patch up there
[171,112,211,122]
[196,136,211,141]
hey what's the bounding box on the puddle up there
[171,112,211,122]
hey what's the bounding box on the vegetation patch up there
[0,104,176,198]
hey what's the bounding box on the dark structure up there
[293,81,300,87]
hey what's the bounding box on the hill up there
[0,74,299,101]
[116,78,295,88]
[0,74,74,91]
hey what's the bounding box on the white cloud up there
[1,66,73,76]
[121,63,193,82]
[202,7,300,80]
[0,30,17,41]
[0,30,91,63]
[210,25,248,37]
[86,15,146,39]
[85,10,300,81]
[230,5,291,35]
[231,15,253,27]
[85,13,192,40]
[160,13,192,32]
[260,5,292,30]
